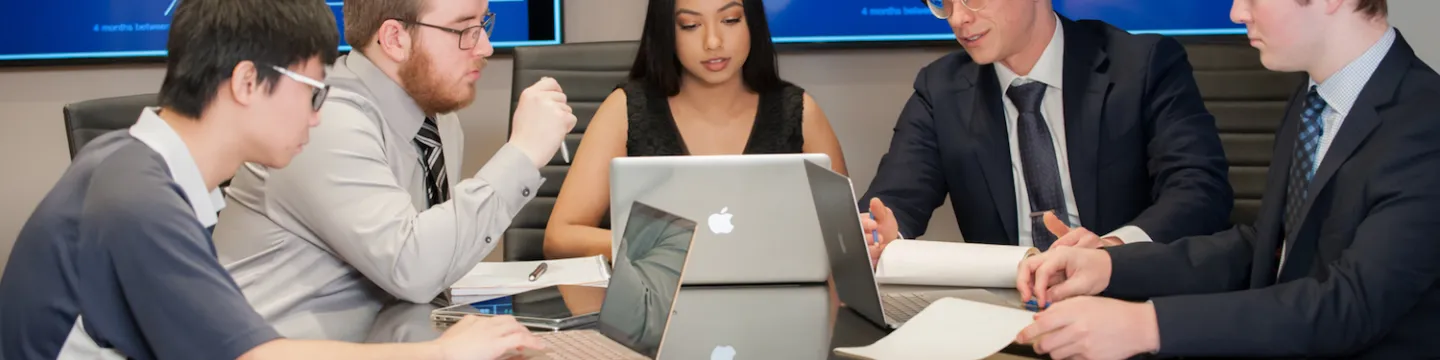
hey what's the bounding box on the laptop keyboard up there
[533,330,648,360]
[882,292,934,325]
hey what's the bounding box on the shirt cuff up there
[475,143,545,202]
[1103,225,1153,244]
[1146,299,1161,355]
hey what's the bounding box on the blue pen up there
[869,213,880,245]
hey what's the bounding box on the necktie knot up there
[1006,81,1048,114]
[416,117,442,150]
[1303,86,1328,118]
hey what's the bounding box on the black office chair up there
[1182,39,1306,226]
[62,93,158,158]
[503,41,641,261]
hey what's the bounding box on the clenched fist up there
[510,77,578,168]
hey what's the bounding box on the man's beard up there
[398,47,483,115]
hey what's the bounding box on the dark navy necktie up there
[415,116,451,208]
[1280,87,1327,258]
[1008,81,1069,251]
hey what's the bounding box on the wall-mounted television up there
[0,0,561,65]
[765,0,1246,45]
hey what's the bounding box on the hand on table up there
[1042,212,1123,249]
[859,198,900,270]
[1014,296,1160,360]
[433,315,545,360]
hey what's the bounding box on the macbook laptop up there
[804,161,973,329]
[610,154,832,285]
[661,285,831,359]
[529,201,698,359]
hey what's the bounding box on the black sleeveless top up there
[621,80,806,156]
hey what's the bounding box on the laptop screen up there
[596,201,697,358]
[803,161,891,327]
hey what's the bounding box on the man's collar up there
[342,52,430,137]
[1310,27,1397,117]
[996,14,1066,90]
[127,107,225,227]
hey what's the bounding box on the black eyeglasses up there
[269,65,330,112]
[392,10,496,50]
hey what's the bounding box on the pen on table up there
[528,262,548,282]
[869,213,880,245]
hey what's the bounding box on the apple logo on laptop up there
[708,207,735,234]
[711,345,736,360]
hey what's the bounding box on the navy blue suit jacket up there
[861,17,1232,245]
[1104,32,1440,358]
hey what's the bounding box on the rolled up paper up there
[874,240,1039,289]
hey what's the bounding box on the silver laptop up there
[661,286,831,359]
[529,201,697,359]
[610,154,832,285]
[803,161,977,329]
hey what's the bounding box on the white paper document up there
[834,297,1035,360]
[874,241,1038,288]
[449,255,611,297]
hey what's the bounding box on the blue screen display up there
[469,296,515,315]
[765,0,1245,43]
[0,0,560,62]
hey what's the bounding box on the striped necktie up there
[415,116,450,208]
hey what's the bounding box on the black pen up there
[528,262,548,282]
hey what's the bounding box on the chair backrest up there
[62,94,158,158]
[504,41,640,261]
[1183,40,1306,226]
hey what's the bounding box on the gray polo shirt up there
[0,108,279,360]
[213,52,543,341]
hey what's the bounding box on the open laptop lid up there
[609,153,831,285]
[596,201,698,358]
[803,161,891,328]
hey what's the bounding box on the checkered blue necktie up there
[1283,87,1327,236]
[1008,81,1069,251]
[415,116,450,208]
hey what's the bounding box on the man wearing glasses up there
[859,0,1232,260]
[212,0,577,341]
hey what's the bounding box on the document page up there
[450,255,611,296]
[835,297,1034,360]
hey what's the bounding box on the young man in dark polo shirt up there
[0,0,542,359]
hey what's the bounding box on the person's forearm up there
[238,339,442,360]
[544,225,614,260]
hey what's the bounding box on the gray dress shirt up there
[213,53,543,341]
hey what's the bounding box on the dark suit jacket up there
[1104,32,1440,358]
[860,17,1232,245]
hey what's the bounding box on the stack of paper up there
[437,255,611,306]
[874,241,1038,288]
[835,297,1035,360]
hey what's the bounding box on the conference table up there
[364,284,1047,359]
